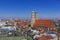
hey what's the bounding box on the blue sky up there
[0,0,60,19]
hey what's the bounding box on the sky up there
[0,0,60,19]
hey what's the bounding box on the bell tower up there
[31,11,38,27]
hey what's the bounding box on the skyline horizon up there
[0,16,60,20]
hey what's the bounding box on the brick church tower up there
[31,11,38,27]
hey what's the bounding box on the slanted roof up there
[14,20,22,22]
[16,21,30,28]
[34,20,55,27]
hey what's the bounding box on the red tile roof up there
[34,20,55,27]
[16,22,29,28]
[36,35,53,40]
[14,20,22,22]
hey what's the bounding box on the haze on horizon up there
[0,0,60,19]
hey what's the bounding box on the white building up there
[0,21,6,26]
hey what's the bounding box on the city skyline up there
[0,0,60,19]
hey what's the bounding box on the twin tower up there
[31,11,38,27]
